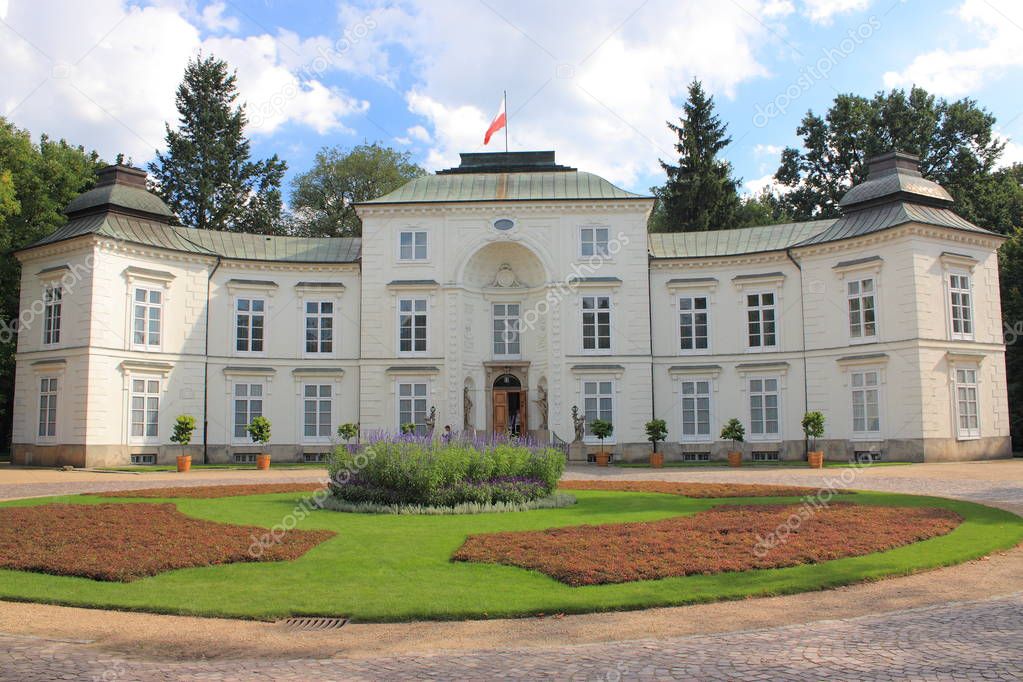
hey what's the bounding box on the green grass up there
[614,460,914,469]
[94,462,328,472]
[0,489,1018,623]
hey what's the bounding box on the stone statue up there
[463,386,473,431]
[425,406,437,435]
[534,385,549,429]
[571,405,585,442]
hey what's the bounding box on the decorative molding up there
[832,255,883,278]
[35,264,70,280]
[123,265,175,284]
[385,365,440,375]
[736,361,790,375]
[732,272,786,290]
[222,365,277,376]
[668,364,722,378]
[295,281,346,290]
[666,277,718,293]
[291,367,346,376]
[945,350,986,366]
[570,276,623,289]
[119,359,174,376]
[386,279,440,290]
[939,251,979,271]
[836,352,889,368]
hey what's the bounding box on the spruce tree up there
[149,55,286,233]
[651,79,740,232]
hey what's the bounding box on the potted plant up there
[802,411,826,469]
[399,422,417,437]
[170,415,196,473]
[645,418,668,468]
[590,419,613,466]
[246,416,272,470]
[720,418,745,467]
[337,423,359,452]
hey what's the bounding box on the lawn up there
[0,488,1019,622]
[613,460,914,469]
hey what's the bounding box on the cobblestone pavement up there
[1,595,1020,681]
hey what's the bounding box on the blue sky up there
[3,0,1023,200]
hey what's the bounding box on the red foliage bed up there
[0,503,335,581]
[453,503,961,586]
[96,483,324,499]
[559,480,850,499]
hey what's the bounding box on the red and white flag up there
[483,95,506,145]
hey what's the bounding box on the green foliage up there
[327,440,565,507]
[170,415,197,446]
[399,422,416,435]
[645,419,668,449]
[148,55,287,234]
[246,416,272,446]
[319,493,577,515]
[336,423,359,442]
[801,411,826,448]
[720,418,745,446]
[1000,227,1023,447]
[289,143,425,237]
[589,419,613,444]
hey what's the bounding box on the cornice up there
[359,200,652,217]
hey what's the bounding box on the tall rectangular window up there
[305,301,334,354]
[399,230,428,260]
[679,296,709,351]
[851,370,881,435]
[580,227,610,257]
[581,295,611,352]
[398,298,428,353]
[233,383,263,440]
[43,284,62,346]
[949,274,974,339]
[748,377,780,438]
[397,382,428,434]
[746,292,777,349]
[847,278,877,340]
[680,379,711,440]
[583,380,614,438]
[132,286,163,350]
[303,384,332,440]
[38,377,58,439]
[954,368,980,438]
[130,377,160,441]
[493,303,521,357]
[235,298,266,352]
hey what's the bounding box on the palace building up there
[11,150,1011,467]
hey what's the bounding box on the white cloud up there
[742,171,781,196]
[200,2,239,34]
[995,132,1023,169]
[801,0,871,24]
[883,0,1023,96]
[754,143,784,158]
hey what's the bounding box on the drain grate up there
[278,617,349,630]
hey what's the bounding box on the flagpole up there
[504,90,508,153]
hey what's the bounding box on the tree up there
[170,415,197,446]
[644,419,668,453]
[289,143,425,237]
[650,79,741,232]
[999,227,1023,449]
[149,54,287,234]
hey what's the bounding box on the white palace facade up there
[11,150,1011,467]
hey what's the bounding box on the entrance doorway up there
[492,374,527,436]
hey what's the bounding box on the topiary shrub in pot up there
[802,411,826,469]
[645,418,668,468]
[246,416,272,470]
[337,422,359,453]
[720,418,745,467]
[589,419,613,466]
[170,415,197,473]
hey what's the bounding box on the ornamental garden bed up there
[559,480,850,498]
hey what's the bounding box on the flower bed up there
[0,503,335,581]
[327,435,565,509]
[559,480,852,498]
[453,503,961,585]
[96,483,324,499]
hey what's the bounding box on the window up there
[493,218,515,231]
[581,295,611,352]
[37,377,58,439]
[847,278,877,341]
[130,377,160,442]
[235,298,266,352]
[304,301,334,354]
[583,380,614,439]
[399,230,428,261]
[397,382,428,435]
[42,285,61,346]
[398,298,428,354]
[949,274,974,340]
[851,370,881,435]
[746,292,777,349]
[303,384,332,440]
[682,452,710,462]
[493,303,521,357]
[748,377,780,438]
[680,379,712,441]
[752,451,779,462]
[131,286,163,350]
[233,383,263,440]
[233,453,258,464]
[954,368,980,439]
[130,454,156,465]
[303,452,328,463]
[679,296,709,351]
[580,226,610,257]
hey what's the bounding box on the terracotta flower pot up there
[595,452,610,467]
[256,453,271,470]
[176,455,191,473]
[650,452,664,468]
[727,451,742,467]
[808,451,824,469]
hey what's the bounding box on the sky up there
[2,0,1023,200]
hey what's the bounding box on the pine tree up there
[650,80,740,232]
[149,55,286,233]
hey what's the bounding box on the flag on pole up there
[483,95,507,146]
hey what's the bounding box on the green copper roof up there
[648,220,835,258]
[65,182,175,219]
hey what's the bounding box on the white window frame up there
[947,271,975,341]
[953,366,981,440]
[679,377,713,442]
[579,226,610,258]
[234,296,268,355]
[130,285,164,351]
[581,378,616,444]
[397,297,429,355]
[745,290,778,352]
[42,284,62,347]
[850,368,882,438]
[398,229,429,262]
[303,300,335,356]
[747,375,781,441]
[301,383,333,443]
[37,376,59,442]
[492,302,521,359]
[581,293,613,354]
[128,375,161,445]
[847,277,878,343]
[396,380,430,435]
[678,295,710,354]
[232,381,266,444]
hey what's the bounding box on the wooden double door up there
[493,389,528,436]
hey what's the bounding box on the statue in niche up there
[534,385,549,429]
[425,406,437,435]
[571,405,585,442]
[463,386,474,431]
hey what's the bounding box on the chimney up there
[94,164,149,189]
[864,150,922,177]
